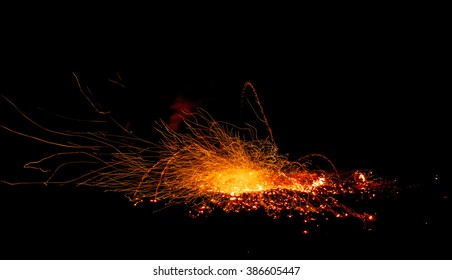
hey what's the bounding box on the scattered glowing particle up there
[0,80,395,224]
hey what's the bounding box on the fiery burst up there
[1,76,393,222]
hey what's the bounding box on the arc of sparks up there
[1,75,392,223]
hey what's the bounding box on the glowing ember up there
[0,76,394,223]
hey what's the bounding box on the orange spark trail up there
[0,76,395,224]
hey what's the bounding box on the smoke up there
[167,94,198,131]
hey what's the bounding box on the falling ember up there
[0,76,395,223]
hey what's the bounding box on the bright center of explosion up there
[205,167,271,194]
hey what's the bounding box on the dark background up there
[0,6,450,260]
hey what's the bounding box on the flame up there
[1,77,394,223]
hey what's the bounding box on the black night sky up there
[0,8,450,261]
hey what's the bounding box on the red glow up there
[168,94,198,131]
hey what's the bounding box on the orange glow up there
[206,168,270,194]
[1,77,394,223]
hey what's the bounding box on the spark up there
[1,76,395,224]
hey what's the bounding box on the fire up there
[0,76,394,223]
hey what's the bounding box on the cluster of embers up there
[186,170,395,221]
